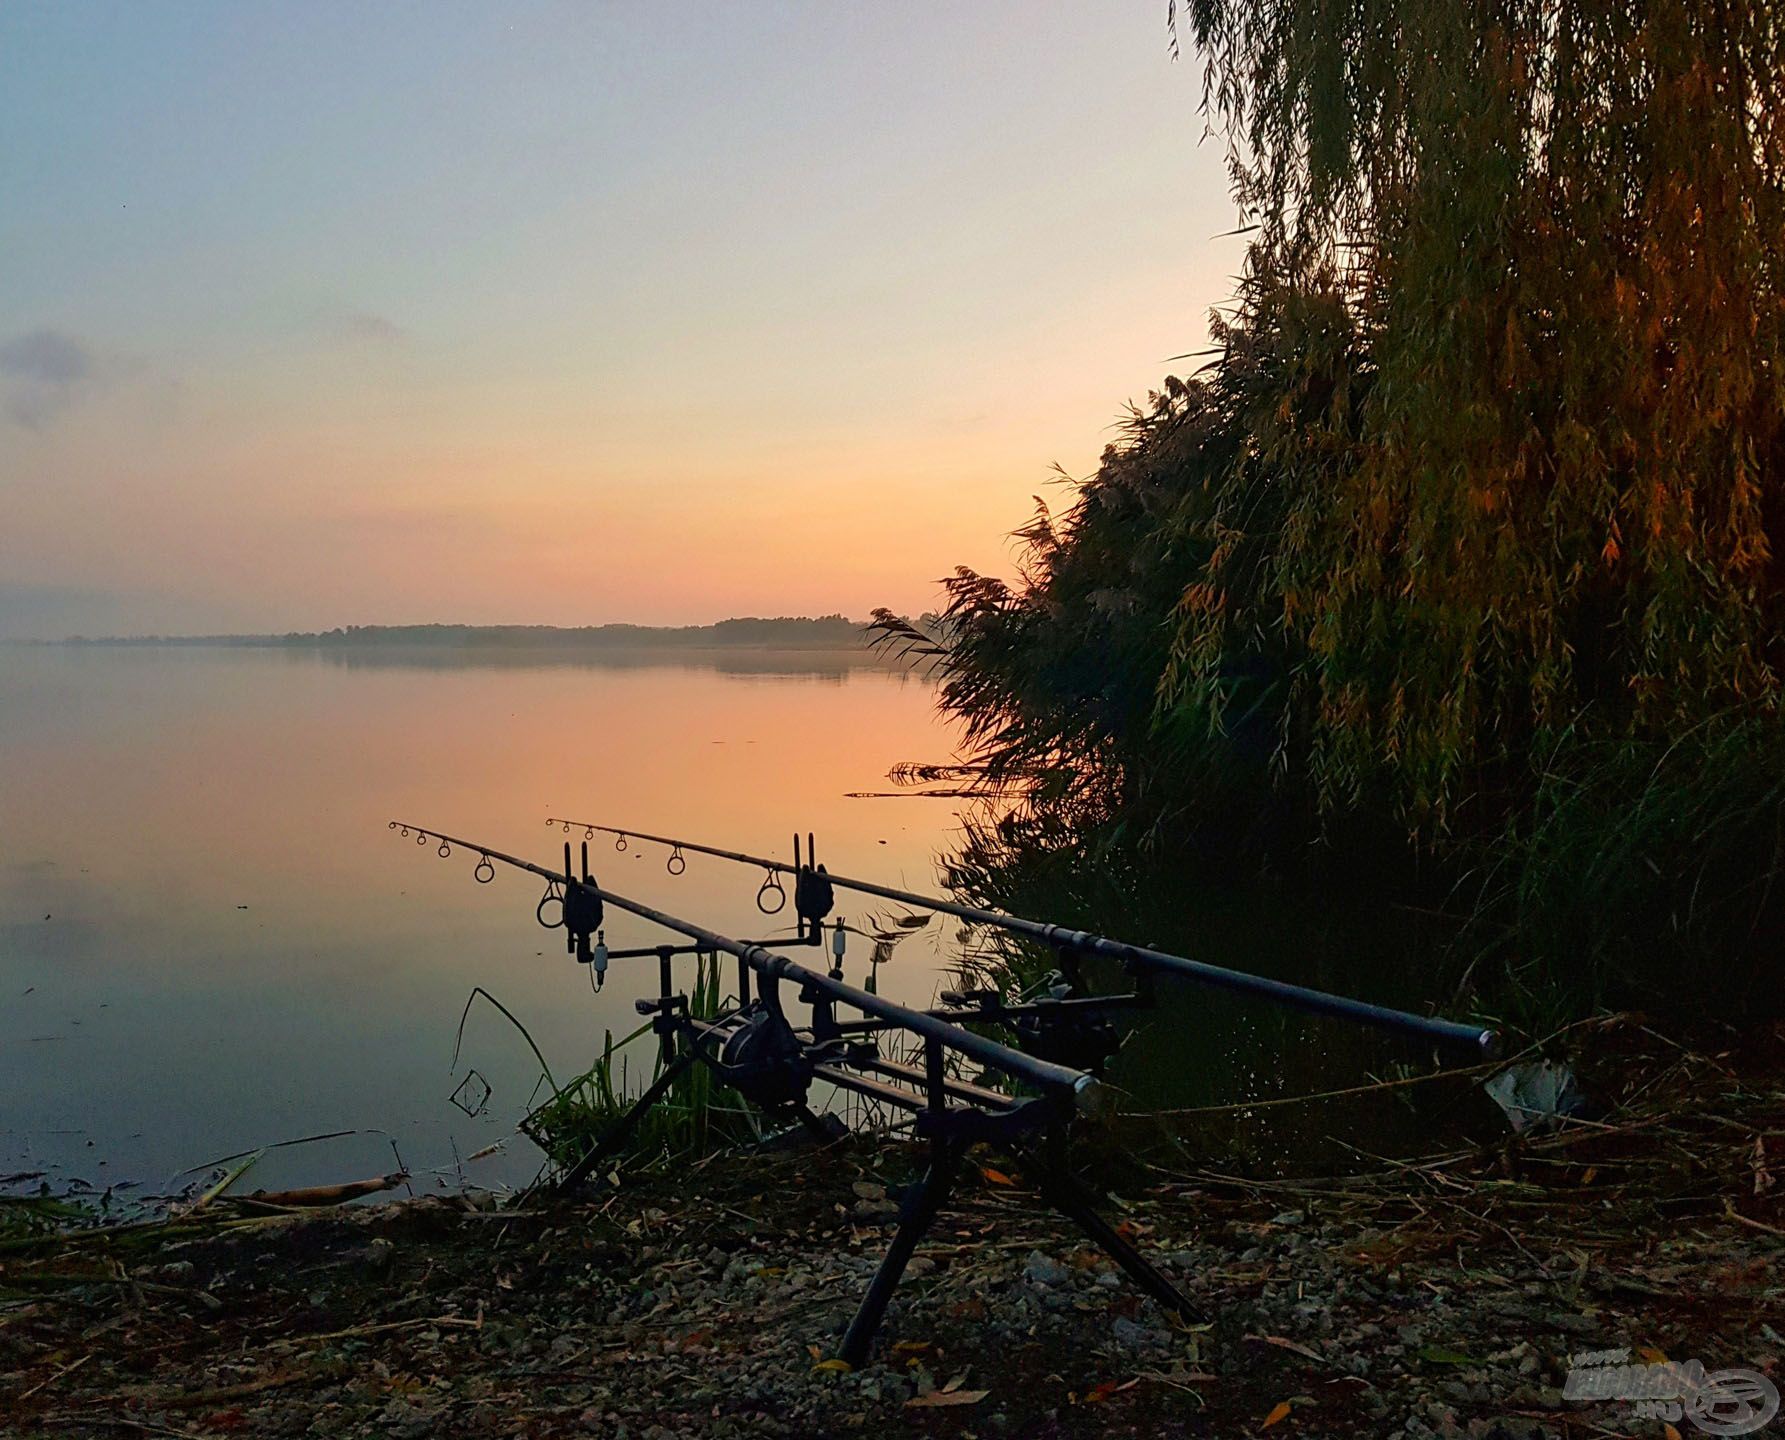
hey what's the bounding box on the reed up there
[523,953,762,1173]
[1451,717,1785,1028]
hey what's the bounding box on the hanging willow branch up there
[1160,0,1785,820]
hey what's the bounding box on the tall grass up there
[523,953,763,1174]
[1451,718,1785,1027]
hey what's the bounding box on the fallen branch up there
[1724,1201,1785,1239]
[17,1351,92,1402]
[235,1173,409,1208]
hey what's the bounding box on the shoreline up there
[3,1017,1779,1437]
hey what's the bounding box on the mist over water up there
[0,645,963,1197]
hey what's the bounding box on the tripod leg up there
[554,1043,704,1193]
[794,1104,846,1145]
[1035,1129,1198,1322]
[838,1138,959,1367]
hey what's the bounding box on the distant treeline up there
[52,616,870,650]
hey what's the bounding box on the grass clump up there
[1454,719,1785,1027]
[0,1196,92,1245]
[522,954,764,1176]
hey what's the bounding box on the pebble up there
[1109,1315,1168,1351]
[19,1117,1760,1440]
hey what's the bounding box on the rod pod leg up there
[793,1104,846,1145]
[1035,1128,1199,1323]
[837,1136,961,1367]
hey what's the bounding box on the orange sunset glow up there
[0,4,1242,636]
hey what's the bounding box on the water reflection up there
[0,643,1499,1201]
[943,821,1503,1165]
[0,645,958,1197]
[296,644,884,678]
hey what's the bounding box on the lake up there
[1,644,1495,1206]
[0,643,966,1199]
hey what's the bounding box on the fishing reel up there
[717,1004,814,1110]
[1009,968,1123,1075]
[1011,1000,1121,1075]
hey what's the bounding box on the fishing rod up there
[389,821,1094,1107]
[545,815,1499,1057]
[386,820,1198,1364]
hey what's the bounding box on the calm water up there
[0,644,966,1198]
[1,645,1496,1204]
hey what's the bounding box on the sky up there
[0,2,1243,638]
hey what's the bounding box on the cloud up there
[0,329,93,386]
[0,330,125,430]
[0,329,97,428]
[335,309,406,343]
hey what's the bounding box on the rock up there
[17,1070,1761,1440]
[1110,1315,1167,1351]
[377,1398,439,1440]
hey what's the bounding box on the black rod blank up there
[394,822,1100,1105]
[545,816,1499,1057]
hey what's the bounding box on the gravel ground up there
[3,1019,1781,1438]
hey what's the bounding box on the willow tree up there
[1167,0,1785,818]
